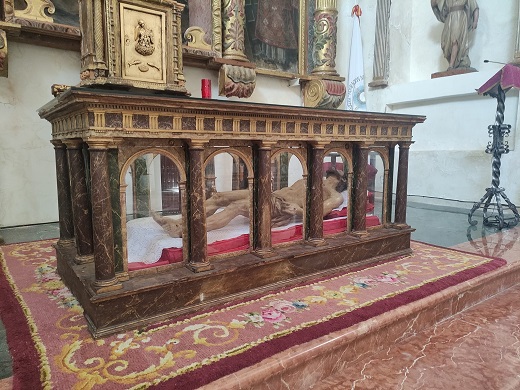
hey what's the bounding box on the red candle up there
[201,79,211,99]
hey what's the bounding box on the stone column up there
[352,143,369,234]
[394,142,411,227]
[221,0,247,61]
[369,0,391,88]
[88,140,121,293]
[187,141,213,272]
[307,142,327,245]
[311,0,339,76]
[254,142,275,257]
[65,139,94,264]
[51,140,75,247]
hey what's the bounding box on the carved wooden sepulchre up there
[38,0,425,337]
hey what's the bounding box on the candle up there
[201,79,211,99]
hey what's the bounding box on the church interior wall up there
[0,1,519,228]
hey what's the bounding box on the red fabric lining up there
[128,212,380,271]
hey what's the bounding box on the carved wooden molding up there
[218,63,256,98]
[39,87,424,145]
[184,26,212,51]
[302,79,346,109]
[14,0,55,23]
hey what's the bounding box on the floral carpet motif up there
[0,240,506,390]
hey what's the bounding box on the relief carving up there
[13,0,55,23]
[302,79,346,109]
[218,64,256,98]
[134,20,154,56]
[184,26,212,51]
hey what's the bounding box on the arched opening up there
[124,152,184,270]
[271,151,305,244]
[204,151,251,257]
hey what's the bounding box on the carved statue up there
[431,0,479,70]
[153,169,348,238]
[134,20,155,56]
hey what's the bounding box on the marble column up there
[352,144,369,234]
[307,143,327,245]
[369,0,391,88]
[187,141,213,272]
[221,0,247,61]
[65,140,94,264]
[254,142,275,257]
[394,142,411,227]
[385,144,396,225]
[51,140,75,248]
[88,140,121,292]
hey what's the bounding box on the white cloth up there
[346,9,367,111]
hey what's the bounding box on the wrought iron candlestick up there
[468,84,520,229]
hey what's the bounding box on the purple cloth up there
[478,64,520,97]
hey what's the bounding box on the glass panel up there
[125,153,183,269]
[368,151,383,226]
[323,152,349,235]
[205,152,250,256]
[271,151,304,243]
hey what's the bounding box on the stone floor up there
[313,225,520,390]
[0,203,519,389]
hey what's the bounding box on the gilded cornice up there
[39,88,425,144]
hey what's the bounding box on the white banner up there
[346,6,367,111]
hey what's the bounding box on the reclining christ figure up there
[153,169,348,238]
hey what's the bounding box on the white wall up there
[376,1,520,206]
[0,42,80,227]
[1,1,519,227]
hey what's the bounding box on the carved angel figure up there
[134,20,155,56]
[431,0,479,70]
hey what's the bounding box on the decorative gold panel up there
[79,0,187,94]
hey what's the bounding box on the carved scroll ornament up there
[13,0,55,23]
[218,64,256,98]
[303,79,346,109]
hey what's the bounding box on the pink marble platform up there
[202,227,520,389]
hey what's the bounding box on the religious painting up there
[245,0,308,76]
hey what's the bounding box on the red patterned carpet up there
[0,240,505,389]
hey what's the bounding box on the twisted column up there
[490,86,506,189]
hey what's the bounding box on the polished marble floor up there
[0,203,519,389]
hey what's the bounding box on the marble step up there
[315,282,520,389]
[202,252,520,389]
